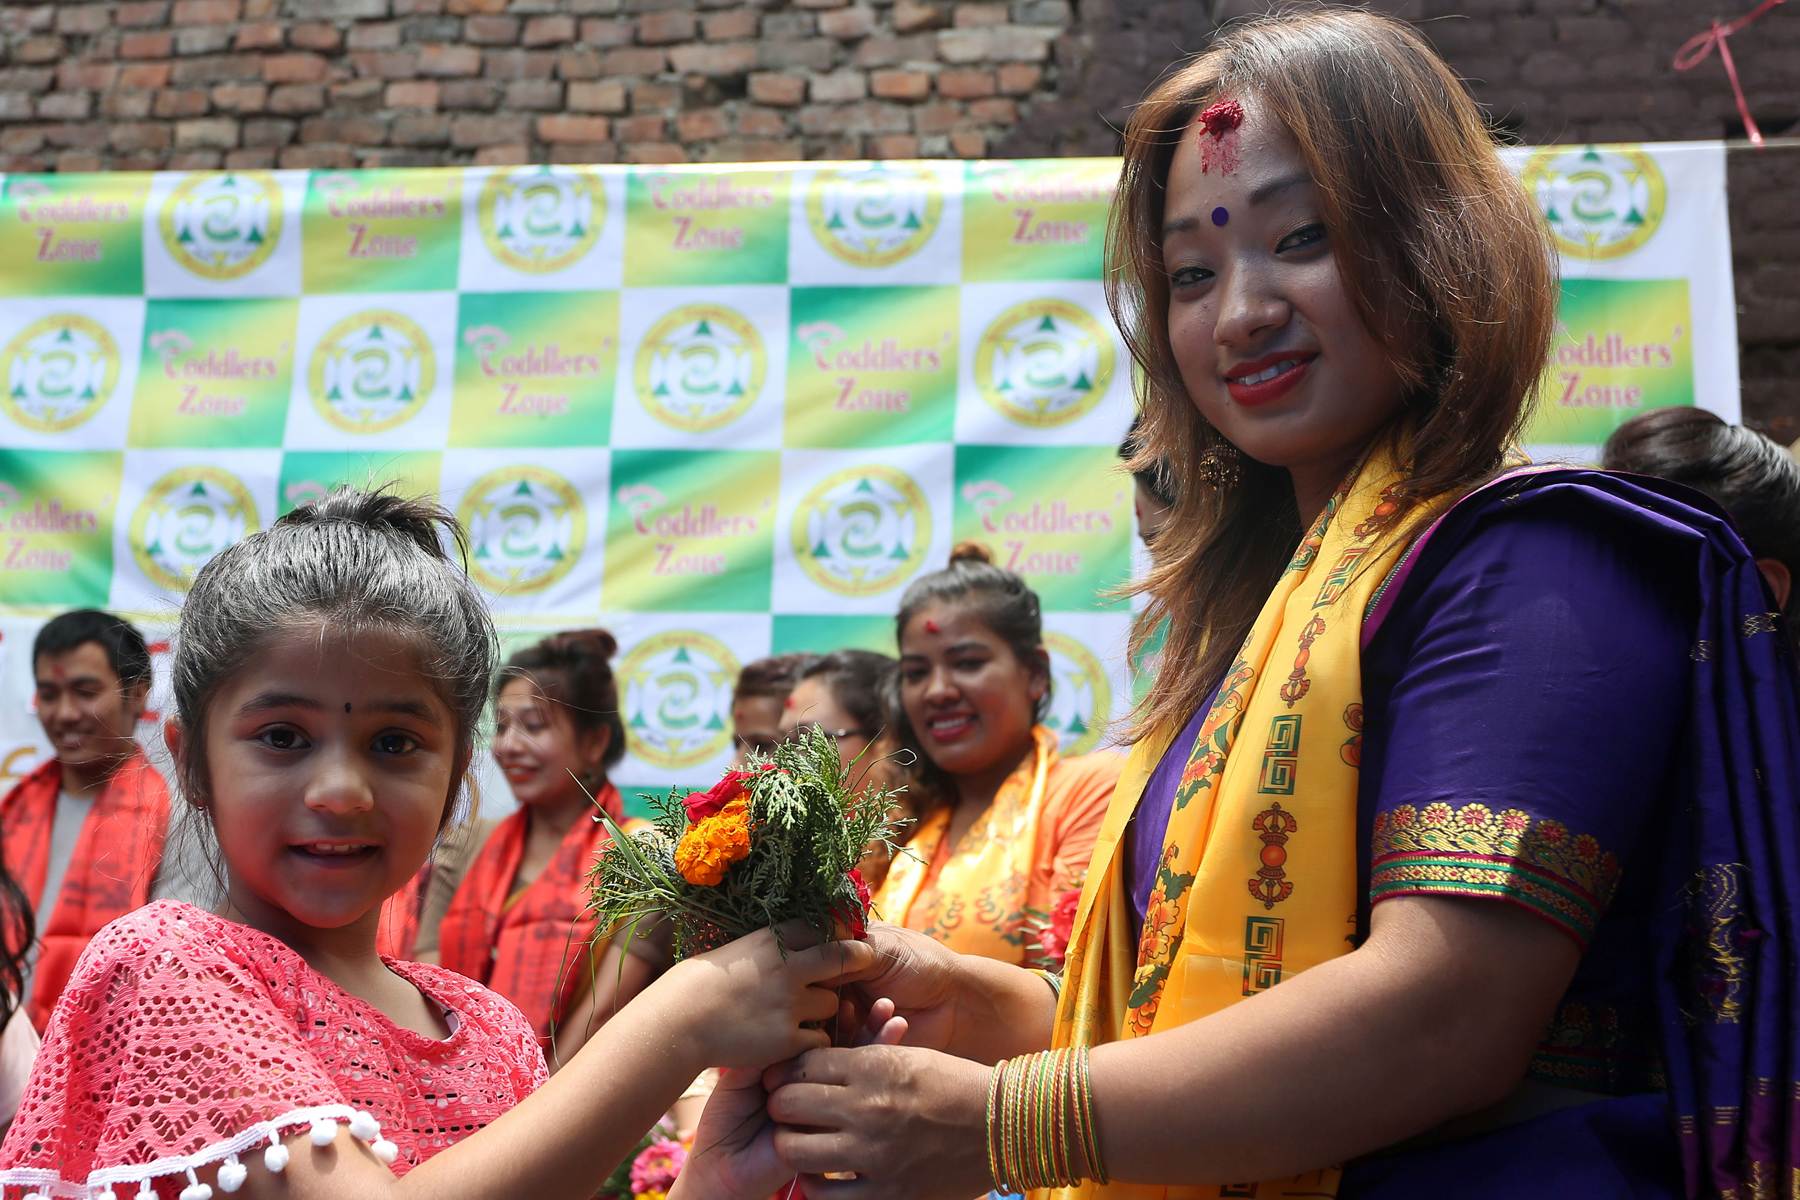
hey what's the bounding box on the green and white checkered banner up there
[0,145,1738,802]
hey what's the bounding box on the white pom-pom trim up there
[263,1143,290,1174]
[137,1180,156,1199]
[217,1155,249,1194]
[371,1139,399,1165]
[348,1110,381,1142]
[180,1167,214,1200]
[309,1118,339,1147]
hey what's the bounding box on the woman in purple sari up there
[746,10,1800,1200]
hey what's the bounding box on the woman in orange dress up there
[873,544,1121,968]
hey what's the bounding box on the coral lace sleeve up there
[0,901,547,1198]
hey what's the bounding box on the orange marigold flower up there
[675,797,752,886]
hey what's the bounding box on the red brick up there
[169,149,224,168]
[818,6,876,38]
[748,72,805,106]
[601,47,666,76]
[503,78,561,107]
[709,136,803,161]
[538,113,610,141]
[851,35,937,67]
[445,0,506,11]
[464,15,519,43]
[935,68,994,98]
[224,148,278,167]
[175,26,234,54]
[968,96,1015,122]
[474,143,530,165]
[615,113,665,141]
[391,113,450,144]
[115,1,172,26]
[175,116,237,147]
[577,18,633,47]
[438,79,498,108]
[567,79,625,112]
[631,82,679,110]
[349,50,419,79]
[154,86,209,116]
[625,142,686,163]
[13,38,65,64]
[676,106,727,140]
[279,144,355,167]
[385,79,439,107]
[869,133,919,157]
[56,151,105,172]
[0,127,46,154]
[949,130,984,156]
[937,26,1052,63]
[289,23,341,51]
[548,142,617,164]
[811,70,866,102]
[110,121,173,151]
[915,100,957,132]
[54,5,111,33]
[57,62,118,90]
[667,42,757,75]
[212,81,267,109]
[953,2,1006,26]
[100,90,154,117]
[793,0,847,8]
[43,121,109,149]
[871,69,930,100]
[450,112,529,146]
[521,14,575,45]
[893,0,948,32]
[262,53,327,83]
[300,115,387,144]
[737,106,787,135]
[557,48,602,78]
[119,61,173,88]
[704,9,758,40]
[243,116,295,144]
[995,62,1042,94]
[346,22,401,50]
[638,9,696,43]
[267,82,325,112]
[233,21,284,49]
[121,30,173,57]
[418,43,482,75]
[170,0,239,23]
[37,91,93,120]
[482,49,553,79]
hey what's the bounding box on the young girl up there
[0,489,872,1200]
[872,544,1121,966]
[762,10,1800,1199]
[431,630,655,1062]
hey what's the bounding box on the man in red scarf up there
[1,611,168,1031]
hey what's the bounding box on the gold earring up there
[1195,441,1243,487]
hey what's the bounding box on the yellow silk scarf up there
[875,725,1058,964]
[1047,450,1428,1200]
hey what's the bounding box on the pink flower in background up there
[630,1138,687,1196]
[1039,889,1082,967]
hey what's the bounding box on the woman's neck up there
[526,784,600,840]
[950,732,1037,819]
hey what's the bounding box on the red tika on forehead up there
[1199,98,1244,139]
[1198,97,1245,175]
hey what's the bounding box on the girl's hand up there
[668,1068,793,1200]
[765,1045,992,1200]
[660,926,878,1069]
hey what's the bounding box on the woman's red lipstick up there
[1224,353,1317,407]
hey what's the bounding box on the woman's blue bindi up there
[1211,206,1229,227]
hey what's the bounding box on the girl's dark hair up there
[0,868,30,1028]
[171,487,497,827]
[1121,415,1176,508]
[499,628,627,773]
[734,653,818,702]
[798,649,895,735]
[1113,7,1558,741]
[1602,406,1800,633]
[893,542,1049,803]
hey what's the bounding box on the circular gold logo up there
[806,164,942,268]
[160,171,283,280]
[307,309,435,433]
[974,299,1114,427]
[1520,144,1667,261]
[620,629,741,769]
[456,464,586,596]
[130,465,259,592]
[0,315,121,434]
[478,165,604,273]
[633,304,765,432]
[791,464,931,597]
[1044,630,1109,756]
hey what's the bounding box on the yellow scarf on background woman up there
[875,725,1058,963]
[1048,451,1428,1200]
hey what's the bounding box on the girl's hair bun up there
[281,486,463,562]
[948,540,993,565]
[545,627,618,663]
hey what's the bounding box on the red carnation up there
[1039,889,1082,967]
[685,770,751,823]
[842,868,873,939]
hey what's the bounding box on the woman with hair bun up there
[872,542,1121,967]
[435,629,649,1060]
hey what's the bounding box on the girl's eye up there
[375,732,418,756]
[1277,223,1328,253]
[1169,265,1213,289]
[261,727,305,751]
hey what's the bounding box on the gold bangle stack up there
[984,1047,1107,1193]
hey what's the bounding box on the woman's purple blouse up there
[1125,493,1695,1095]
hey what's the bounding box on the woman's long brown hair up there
[1113,7,1558,743]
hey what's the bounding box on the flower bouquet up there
[596,1115,681,1200]
[588,724,907,960]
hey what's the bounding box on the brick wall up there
[0,0,1070,169]
[0,0,1795,433]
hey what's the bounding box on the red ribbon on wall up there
[1672,0,1788,148]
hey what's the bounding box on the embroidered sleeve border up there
[1369,802,1622,948]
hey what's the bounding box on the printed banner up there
[0,146,1738,806]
